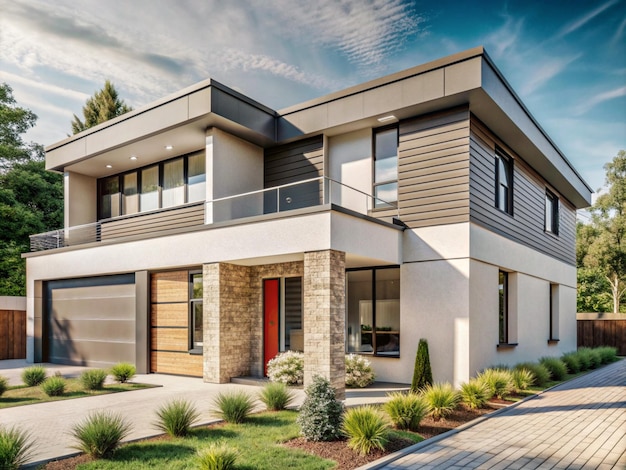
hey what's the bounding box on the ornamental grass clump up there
[259,382,294,411]
[341,406,389,456]
[560,352,581,374]
[383,392,430,431]
[110,362,136,383]
[70,411,131,459]
[80,369,108,391]
[574,348,592,371]
[197,441,238,470]
[211,391,255,424]
[0,375,8,397]
[154,399,199,437]
[596,346,618,364]
[514,362,551,387]
[579,347,602,369]
[460,379,490,410]
[422,382,460,421]
[476,368,513,400]
[297,375,343,441]
[41,376,66,397]
[511,368,534,393]
[345,354,375,387]
[539,357,568,381]
[0,426,34,470]
[21,365,47,387]
[266,351,304,385]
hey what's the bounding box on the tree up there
[578,150,626,313]
[71,80,132,134]
[411,338,433,392]
[0,83,42,169]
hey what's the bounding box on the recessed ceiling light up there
[130,155,138,161]
[106,164,113,169]
[377,115,397,123]
[165,145,173,150]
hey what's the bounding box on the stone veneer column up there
[203,262,253,383]
[303,250,346,400]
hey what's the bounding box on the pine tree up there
[411,338,433,392]
[71,80,132,134]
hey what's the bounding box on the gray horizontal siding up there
[469,117,576,265]
[264,135,323,188]
[398,109,470,228]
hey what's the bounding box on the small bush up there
[41,376,66,397]
[515,362,551,387]
[460,379,489,409]
[411,339,433,393]
[477,368,513,399]
[266,351,304,385]
[0,376,8,397]
[341,406,388,456]
[561,352,581,374]
[21,365,47,387]
[580,347,602,369]
[110,363,136,383]
[80,369,108,391]
[0,426,34,469]
[259,382,294,411]
[345,354,375,388]
[575,348,592,371]
[70,411,131,459]
[383,392,430,431]
[154,399,199,437]
[197,441,238,470]
[211,391,255,424]
[539,357,568,381]
[511,368,534,393]
[297,375,344,442]
[596,346,618,364]
[422,382,460,421]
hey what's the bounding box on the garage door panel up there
[50,340,135,366]
[51,284,135,300]
[50,319,136,343]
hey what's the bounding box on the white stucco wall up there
[64,171,97,227]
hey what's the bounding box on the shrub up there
[81,369,108,391]
[266,351,304,385]
[560,352,581,374]
[411,339,433,393]
[211,391,255,424]
[110,363,136,383]
[197,441,238,470]
[0,375,8,397]
[341,406,388,456]
[539,357,568,381]
[0,426,34,469]
[422,382,460,421]
[383,392,430,431]
[460,379,489,410]
[70,411,131,459]
[477,368,513,399]
[345,354,375,388]
[154,399,199,437]
[514,362,551,387]
[41,376,66,397]
[575,348,592,371]
[259,382,294,411]
[581,347,602,369]
[511,368,534,393]
[21,365,47,387]
[596,346,618,364]
[297,375,343,441]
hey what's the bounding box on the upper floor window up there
[98,151,206,220]
[545,190,559,235]
[498,270,508,344]
[495,151,513,215]
[373,127,398,208]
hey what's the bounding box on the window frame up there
[372,125,399,209]
[498,270,508,345]
[545,190,559,235]
[189,270,203,353]
[495,150,514,215]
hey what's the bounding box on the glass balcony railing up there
[29,177,397,251]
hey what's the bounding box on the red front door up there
[263,279,280,375]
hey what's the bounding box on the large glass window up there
[140,165,159,212]
[346,267,400,357]
[373,127,398,208]
[190,272,203,349]
[545,191,559,235]
[122,172,138,215]
[162,158,185,208]
[495,152,513,214]
[187,152,206,203]
[100,176,120,219]
[499,271,508,344]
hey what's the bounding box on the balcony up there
[29,177,398,252]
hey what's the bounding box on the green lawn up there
[0,379,154,409]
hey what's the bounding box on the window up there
[549,284,559,342]
[495,151,513,214]
[498,271,508,344]
[162,158,185,208]
[373,127,398,208]
[346,267,400,357]
[140,165,159,212]
[187,152,206,203]
[100,176,120,219]
[545,191,559,235]
[122,172,138,215]
[190,272,203,350]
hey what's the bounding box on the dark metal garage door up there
[45,274,136,367]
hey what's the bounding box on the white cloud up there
[573,86,626,115]
[0,71,89,102]
[554,0,620,40]
[520,54,582,95]
[483,15,525,59]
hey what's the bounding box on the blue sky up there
[0,0,624,194]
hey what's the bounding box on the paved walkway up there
[366,359,626,470]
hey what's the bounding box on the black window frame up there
[545,190,559,235]
[372,125,399,209]
[189,270,203,353]
[498,271,508,345]
[495,150,514,215]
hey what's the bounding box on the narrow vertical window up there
[187,152,206,203]
[162,157,185,208]
[495,152,513,214]
[545,191,559,235]
[373,127,398,208]
[140,165,159,212]
[549,283,559,342]
[100,176,120,219]
[122,172,138,215]
[190,272,203,349]
[499,271,508,344]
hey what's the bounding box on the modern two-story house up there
[25,47,591,397]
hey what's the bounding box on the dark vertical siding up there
[397,108,471,228]
[469,116,576,265]
[264,135,324,188]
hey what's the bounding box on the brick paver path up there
[369,359,626,470]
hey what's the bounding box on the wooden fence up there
[0,309,26,360]
[577,313,626,356]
